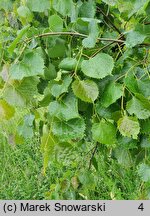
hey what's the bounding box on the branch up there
[144,22,150,25]
[25,31,125,44]
[89,142,99,170]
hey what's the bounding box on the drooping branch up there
[25,31,125,44]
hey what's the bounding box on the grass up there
[0,135,149,200]
[0,136,50,199]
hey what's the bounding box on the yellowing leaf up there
[117,116,140,139]
[0,99,15,120]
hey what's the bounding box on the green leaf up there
[118,0,148,18]
[140,136,150,148]
[8,25,30,54]
[82,19,99,48]
[48,38,66,58]
[125,30,146,48]
[72,79,99,103]
[138,163,150,182]
[44,63,56,80]
[17,114,34,139]
[117,116,140,139]
[48,14,63,32]
[49,75,72,98]
[41,128,57,174]
[117,135,137,149]
[126,96,150,119]
[17,6,33,24]
[51,117,85,142]
[10,51,45,80]
[102,0,117,6]
[141,119,150,135]
[92,119,117,145]
[0,0,12,11]
[0,99,15,120]
[81,53,114,79]
[48,94,79,121]
[79,0,96,18]
[53,0,74,17]
[114,147,132,167]
[3,77,39,107]
[124,72,139,94]
[138,79,150,98]
[27,0,50,12]
[78,170,95,189]
[59,58,77,71]
[101,82,123,107]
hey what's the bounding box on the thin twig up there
[89,142,99,170]
[97,7,122,35]
[91,41,115,57]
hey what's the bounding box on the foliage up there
[0,0,150,199]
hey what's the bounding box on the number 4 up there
[138,203,144,211]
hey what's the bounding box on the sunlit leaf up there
[92,119,117,145]
[0,99,15,120]
[81,53,114,79]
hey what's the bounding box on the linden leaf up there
[92,120,117,145]
[48,14,63,32]
[117,116,140,139]
[141,119,150,135]
[81,53,114,79]
[138,163,150,182]
[27,0,50,12]
[41,128,57,174]
[17,114,34,139]
[48,94,79,121]
[125,30,146,48]
[51,117,85,142]
[126,96,150,119]
[10,52,45,80]
[0,99,15,120]
[102,0,117,6]
[82,19,99,48]
[59,58,77,71]
[72,79,99,103]
[101,82,123,107]
[49,76,72,98]
[3,77,39,107]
